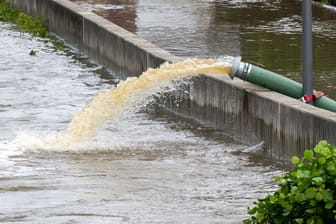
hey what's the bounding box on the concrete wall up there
[7,0,178,76]
[8,0,336,161]
[161,75,336,160]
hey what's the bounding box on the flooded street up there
[72,0,336,99]
[0,22,284,223]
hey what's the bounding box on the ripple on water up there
[0,22,284,223]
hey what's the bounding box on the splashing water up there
[47,58,231,147]
[5,58,232,150]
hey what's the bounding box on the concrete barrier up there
[7,0,178,76]
[7,0,336,161]
[161,75,336,160]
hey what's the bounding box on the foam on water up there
[0,58,231,153]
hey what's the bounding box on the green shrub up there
[15,12,49,38]
[0,0,48,37]
[0,0,18,22]
[244,140,336,224]
[0,0,67,50]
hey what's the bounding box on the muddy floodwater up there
[0,22,285,223]
[72,0,336,99]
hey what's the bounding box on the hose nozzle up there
[229,57,251,80]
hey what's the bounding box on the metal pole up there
[302,0,313,104]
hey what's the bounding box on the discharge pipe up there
[229,57,336,113]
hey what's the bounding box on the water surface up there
[72,0,336,98]
[0,23,284,223]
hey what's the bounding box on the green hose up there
[229,57,336,113]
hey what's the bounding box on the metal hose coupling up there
[229,56,251,80]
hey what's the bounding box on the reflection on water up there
[76,0,137,32]
[0,23,285,223]
[71,0,336,99]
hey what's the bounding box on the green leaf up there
[316,219,323,224]
[310,199,317,206]
[248,206,257,215]
[294,218,304,224]
[312,177,324,185]
[256,212,265,222]
[283,203,293,212]
[323,190,333,202]
[325,201,334,209]
[307,217,316,224]
[314,145,322,154]
[327,162,335,171]
[243,219,251,224]
[305,187,317,199]
[304,150,314,160]
[318,157,326,165]
[296,169,311,178]
[282,211,290,216]
[316,192,323,201]
[320,147,331,157]
[305,208,316,214]
[303,170,311,178]
[319,140,328,146]
[275,176,281,182]
[295,193,307,202]
[291,156,300,165]
[296,170,304,178]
